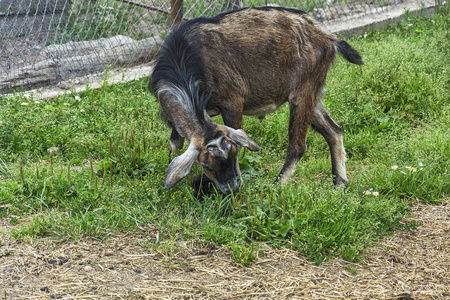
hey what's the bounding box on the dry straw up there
[1,202,448,299]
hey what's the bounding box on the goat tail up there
[335,39,364,65]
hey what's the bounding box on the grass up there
[1,6,449,265]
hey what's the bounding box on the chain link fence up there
[0,0,426,95]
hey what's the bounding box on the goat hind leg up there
[311,102,348,187]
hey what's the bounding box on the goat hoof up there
[333,177,348,188]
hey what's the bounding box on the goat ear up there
[228,128,260,152]
[165,144,199,189]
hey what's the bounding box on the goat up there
[151,6,363,194]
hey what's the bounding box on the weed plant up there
[1,6,449,265]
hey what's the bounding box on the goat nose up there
[227,180,238,193]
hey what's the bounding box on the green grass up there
[1,6,449,265]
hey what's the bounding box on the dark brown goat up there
[151,7,363,194]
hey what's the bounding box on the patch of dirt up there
[1,203,448,299]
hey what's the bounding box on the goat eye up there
[222,139,232,149]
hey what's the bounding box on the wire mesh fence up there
[0,0,419,95]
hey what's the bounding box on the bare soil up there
[1,203,449,299]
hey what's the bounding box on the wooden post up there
[226,0,240,10]
[227,0,241,10]
[170,0,183,28]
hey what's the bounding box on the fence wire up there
[0,0,405,94]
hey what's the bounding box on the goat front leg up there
[312,102,348,187]
[169,128,185,160]
[277,96,312,184]
[220,102,244,130]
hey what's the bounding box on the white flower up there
[34,101,41,104]
[372,191,379,197]
[21,102,29,106]
[64,103,70,106]
[364,190,372,196]
[391,165,398,170]
[418,162,424,167]
[47,147,59,153]
[400,171,407,175]
[23,94,30,99]
[411,167,417,172]
[75,96,81,101]
[406,166,411,170]
[80,109,85,112]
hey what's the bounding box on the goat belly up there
[242,103,281,117]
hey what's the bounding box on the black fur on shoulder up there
[151,21,210,126]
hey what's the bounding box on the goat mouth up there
[215,180,239,195]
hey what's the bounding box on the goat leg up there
[311,102,348,187]
[276,95,311,184]
[169,128,185,160]
[220,102,244,130]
